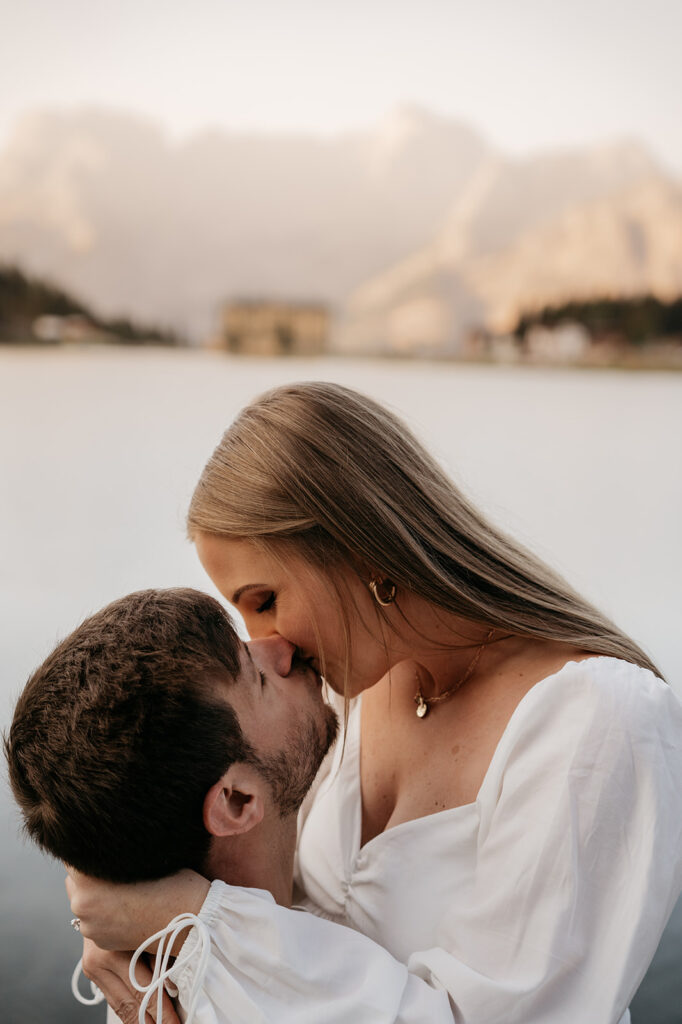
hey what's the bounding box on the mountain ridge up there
[0,106,678,342]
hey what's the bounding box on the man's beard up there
[253,702,338,817]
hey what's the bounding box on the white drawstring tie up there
[130,912,211,1024]
[71,912,211,1024]
[71,957,105,1006]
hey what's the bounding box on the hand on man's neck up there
[203,811,298,908]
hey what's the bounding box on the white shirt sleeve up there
[170,661,682,1024]
[170,884,453,1023]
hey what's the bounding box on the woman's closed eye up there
[256,592,276,613]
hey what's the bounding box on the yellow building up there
[219,300,328,356]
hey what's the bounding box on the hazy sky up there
[1,0,681,172]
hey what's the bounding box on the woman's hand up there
[81,938,180,1024]
[65,867,210,951]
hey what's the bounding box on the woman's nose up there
[246,635,296,678]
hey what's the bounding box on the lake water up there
[1,347,681,1023]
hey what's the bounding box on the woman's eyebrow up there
[231,583,268,604]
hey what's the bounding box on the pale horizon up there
[2,0,681,174]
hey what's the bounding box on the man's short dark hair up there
[4,588,251,883]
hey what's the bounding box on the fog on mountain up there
[0,106,680,348]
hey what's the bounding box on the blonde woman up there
[69,382,682,1024]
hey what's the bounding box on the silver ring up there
[71,917,81,932]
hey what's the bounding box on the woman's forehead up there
[196,534,269,572]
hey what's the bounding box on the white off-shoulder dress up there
[162,657,682,1024]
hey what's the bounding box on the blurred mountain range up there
[0,106,680,345]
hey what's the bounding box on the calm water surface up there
[1,349,680,1023]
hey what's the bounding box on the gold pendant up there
[415,694,429,718]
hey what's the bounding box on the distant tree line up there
[514,295,682,345]
[0,264,179,345]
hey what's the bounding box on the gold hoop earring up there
[369,578,396,606]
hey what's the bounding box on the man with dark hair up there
[5,585,338,902]
[7,588,457,1024]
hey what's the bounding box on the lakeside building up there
[217,300,329,356]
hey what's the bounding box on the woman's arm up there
[65,868,210,950]
[67,869,209,1024]
[66,872,454,1023]
[71,879,453,1024]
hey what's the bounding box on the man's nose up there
[246,636,296,678]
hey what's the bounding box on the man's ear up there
[203,764,265,838]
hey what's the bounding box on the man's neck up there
[204,813,298,907]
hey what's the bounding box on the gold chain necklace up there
[414,629,495,719]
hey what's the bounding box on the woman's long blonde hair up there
[187,381,661,679]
